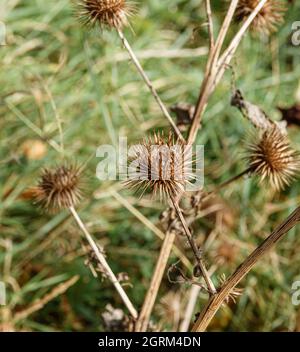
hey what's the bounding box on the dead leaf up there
[231,90,287,134]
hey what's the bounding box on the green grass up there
[1,0,300,332]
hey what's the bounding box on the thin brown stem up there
[192,206,300,332]
[189,0,267,144]
[214,167,251,191]
[220,0,268,66]
[187,80,211,144]
[212,0,239,63]
[201,167,252,203]
[170,197,216,295]
[203,0,239,83]
[117,29,185,142]
[205,0,214,50]
[179,284,202,332]
[135,230,176,332]
[212,0,268,92]
[187,0,239,145]
[69,206,138,319]
[110,189,191,269]
[179,264,217,332]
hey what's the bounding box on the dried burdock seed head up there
[246,127,300,190]
[126,132,196,200]
[235,0,286,35]
[77,0,135,29]
[34,164,83,211]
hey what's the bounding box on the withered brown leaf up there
[231,90,287,134]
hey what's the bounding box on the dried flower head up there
[126,132,196,200]
[77,0,135,29]
[246,127,300,190]
[34,164,83,211]
[236,0,286,35]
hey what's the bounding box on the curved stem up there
[192,206,300,332]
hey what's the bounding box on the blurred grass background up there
[1,0,300,331]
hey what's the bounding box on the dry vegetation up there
[1,0,300,332]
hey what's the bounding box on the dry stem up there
[13,276,79,323]
[189,0,267,143]
[117,29,184,141]
[69,206,138,319]
[212,0,268,92]
[170,197,216,295]
[192,206,300,331]
[211,0,239,67]
[135,230,176,332]
[135,196,216,332]
[180,284,202,332]
[205,0,214,49]
[201,167,252,203]
[110,189,191,269]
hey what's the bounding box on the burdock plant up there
[34,164,138,319]
[76,0,184,140]
[71,0,298,333]
[126,132,216,332]
[126,132,216,294]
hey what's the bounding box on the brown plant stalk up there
[135,197,216,332]
[188,0,268,144]
[116,29,185,141]
[170,197,216,295]
[34,163,138,319]
[77,0,184,140]
[134,230,176,332]
[192,206,300,331]
[69,206,138,319]
[205,0,214,50]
